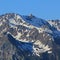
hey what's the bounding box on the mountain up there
[0,13,60,60]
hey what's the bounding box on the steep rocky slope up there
[0,13,60,60]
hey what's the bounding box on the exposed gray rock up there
[0,13,60,60]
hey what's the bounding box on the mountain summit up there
[0,13,60,60]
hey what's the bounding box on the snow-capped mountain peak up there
[0,13,60,60]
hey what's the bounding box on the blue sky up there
[0,0,60,20]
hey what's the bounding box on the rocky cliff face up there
[0,13,60,60]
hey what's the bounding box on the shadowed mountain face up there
[7,33,33,55]
[0,13,60,60]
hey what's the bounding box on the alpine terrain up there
[0,13,60,60]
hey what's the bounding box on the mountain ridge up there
[0,13,60,60]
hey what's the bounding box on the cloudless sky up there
[0,0,60,20]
